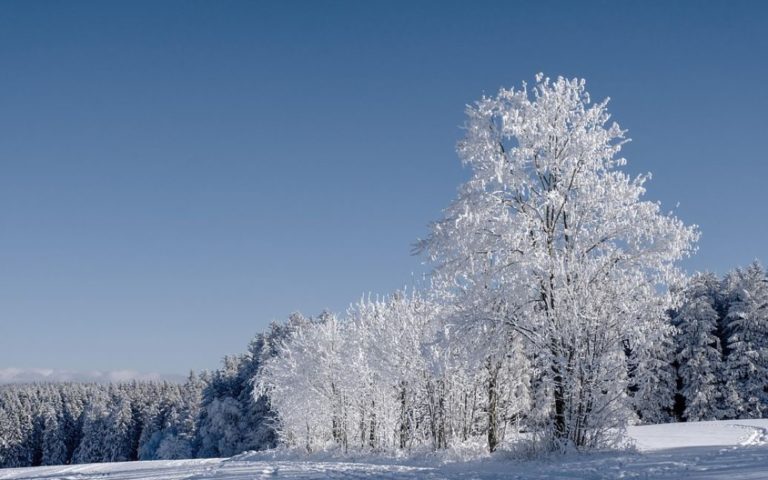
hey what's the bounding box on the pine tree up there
[0,407,23,467]
[41,405,68,466]
[673,272,726,421]
[628,321,678,424]
[73,399,109,464]
[722,262,768,418]
[137,401,163,460]
[103,394,135,462]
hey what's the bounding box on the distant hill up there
[0,367,185,384]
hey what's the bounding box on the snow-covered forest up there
[3,75,768,468]
[259,261,768,455]
[3,262,767,468]
[0,323,288,468]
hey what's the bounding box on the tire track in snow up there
[726,423,768,447]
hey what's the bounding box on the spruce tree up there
[674,272,726,421]
[722,262,768,418]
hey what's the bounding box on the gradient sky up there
[1,1,767,376]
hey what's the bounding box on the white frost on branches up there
[418,74,698,450]
[260,74,699,455]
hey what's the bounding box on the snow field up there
[3,420,768,479]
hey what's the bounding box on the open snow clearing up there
[2,420,768,480]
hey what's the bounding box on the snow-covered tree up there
[0,405,25,467]
[626,319,677,424]
[103,394,135,462]
[260,311,351,452]
[155,372,203,460]
[673,272,726,421]
[194,323,286,458]
[722,261,768,418]
[41,406,68,466]
[418,74,698,450]
[347,292,436,450]
[260,295,465,453]
[439,298,532,451]
[73,398,109,463]
[197,396,243,457]
[137,400,163,460]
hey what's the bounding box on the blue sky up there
[1,1,766,376]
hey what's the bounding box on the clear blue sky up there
[1,1,766,375]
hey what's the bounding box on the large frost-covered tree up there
[419,74,698,450]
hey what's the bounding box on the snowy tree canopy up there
[418,74,699,450]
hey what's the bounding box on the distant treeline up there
[0,323,288,468]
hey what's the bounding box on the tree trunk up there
[368,400,376,449]
[487,358,499,453]
[552,341,567,445]
[359,408,366,448]
[398,382,408,449]
[437,379,446,449]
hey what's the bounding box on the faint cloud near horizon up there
[0,367,185,384]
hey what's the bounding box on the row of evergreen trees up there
[670,261,768,422]
[0,380,200,467]
[0,323,288,468]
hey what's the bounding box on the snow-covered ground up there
[3,420,768,479]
